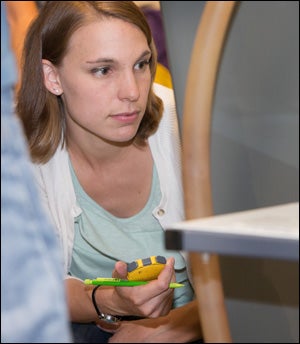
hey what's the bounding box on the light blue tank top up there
[69,159,194,308]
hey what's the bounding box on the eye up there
[134,59,150,71]
[91,66,111,77]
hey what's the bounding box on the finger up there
[166,257,176,283]
[146,287,174,317]
[112,261,128,279]
[157,256,175,284]
[133,257,175,299]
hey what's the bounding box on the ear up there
[42,59,63,95]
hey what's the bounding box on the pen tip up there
[170,283,185,288]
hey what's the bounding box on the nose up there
[118,71,140,102]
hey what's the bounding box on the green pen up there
[84,278,184,288]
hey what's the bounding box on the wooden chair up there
[182,1,237,342]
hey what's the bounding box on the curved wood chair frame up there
[182,1,237,342]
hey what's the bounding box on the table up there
[165,202,299,261]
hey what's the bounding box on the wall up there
[160,1,299,342]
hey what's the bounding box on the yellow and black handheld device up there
[127,255,166,281]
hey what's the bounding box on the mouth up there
[110,111,139,123]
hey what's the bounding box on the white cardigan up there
[32,83,185,275]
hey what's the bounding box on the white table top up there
[165,202,299,261]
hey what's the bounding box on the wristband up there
[92,285,120,325]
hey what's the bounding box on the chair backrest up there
[182,2,237,342]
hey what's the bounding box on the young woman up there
[17,1,202,342]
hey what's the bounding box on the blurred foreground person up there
[1,2,72,342]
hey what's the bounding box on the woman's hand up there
[108,300,202,343]
[111,257,176,318]
[108,317,166,343]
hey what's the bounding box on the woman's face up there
[56,18,152,144]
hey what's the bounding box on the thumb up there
[112,261,128,279]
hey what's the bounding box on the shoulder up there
[36,146,69,175]
[153,83,179,132]
[32,146,70,194]
[153,82,176,108]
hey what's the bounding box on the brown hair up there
[17,1,163,163]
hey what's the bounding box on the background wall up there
[160,1,299,342]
